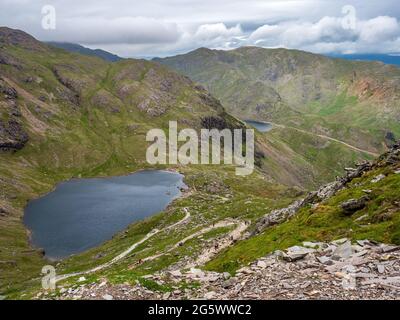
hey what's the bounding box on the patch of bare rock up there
[52,239,399,300]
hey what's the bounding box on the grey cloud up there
[0,0,399,57]
[39,16,180,44]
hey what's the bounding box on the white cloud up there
[358,16,399,43]
[194,23,242,41]
[248,15,400,54]
[1,0,400,56]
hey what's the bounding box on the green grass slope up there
[155,46,400,180]
[206,144,400,274]
[0,27,306,296]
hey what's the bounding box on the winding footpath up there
[55,208,247,282]
[55,208,191,282]
[270,122,379,157]
[134,219,247,267]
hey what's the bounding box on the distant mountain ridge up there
[46,41,123,62]
[155,46,400,155]
[327,53,400,67]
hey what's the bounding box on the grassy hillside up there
[1,28,397,299]
[0,27,304,296]
[155,47,400,180]
[206,143,400,274]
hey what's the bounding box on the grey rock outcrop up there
[0,119,29,151]
[340,196,369,215]
[252,141,400,236]
[0,80,29,151]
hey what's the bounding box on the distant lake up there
[244,120,273,132]
[24,170,186,259]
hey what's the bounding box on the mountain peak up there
[0,26,46,51]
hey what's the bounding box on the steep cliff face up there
[0,79,28,151]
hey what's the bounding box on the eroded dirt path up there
[55,208,248,282]
[56,208,192,282]
[270,122,379,157]
[191,220,247,267]
[133,219,248,268]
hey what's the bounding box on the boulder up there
[331,238,348,245]
[379,244,400,253]
[0,207,7,217]
[340,196,369,215]
[0,80,17,99]
[0,119,29,151]
[283,253,308,262]
[317,256,334,265]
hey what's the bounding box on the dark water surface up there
[244,120,273,132]
[24,170,186,259]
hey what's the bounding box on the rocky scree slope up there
[205,141,400,274]
[53,238,400,300]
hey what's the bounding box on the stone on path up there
[317,256,334,265]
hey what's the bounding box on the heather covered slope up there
[155,46,400,158]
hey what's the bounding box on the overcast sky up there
[1,0,400,58]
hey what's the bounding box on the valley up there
[0,27,399,300]
[155,46,400,183]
